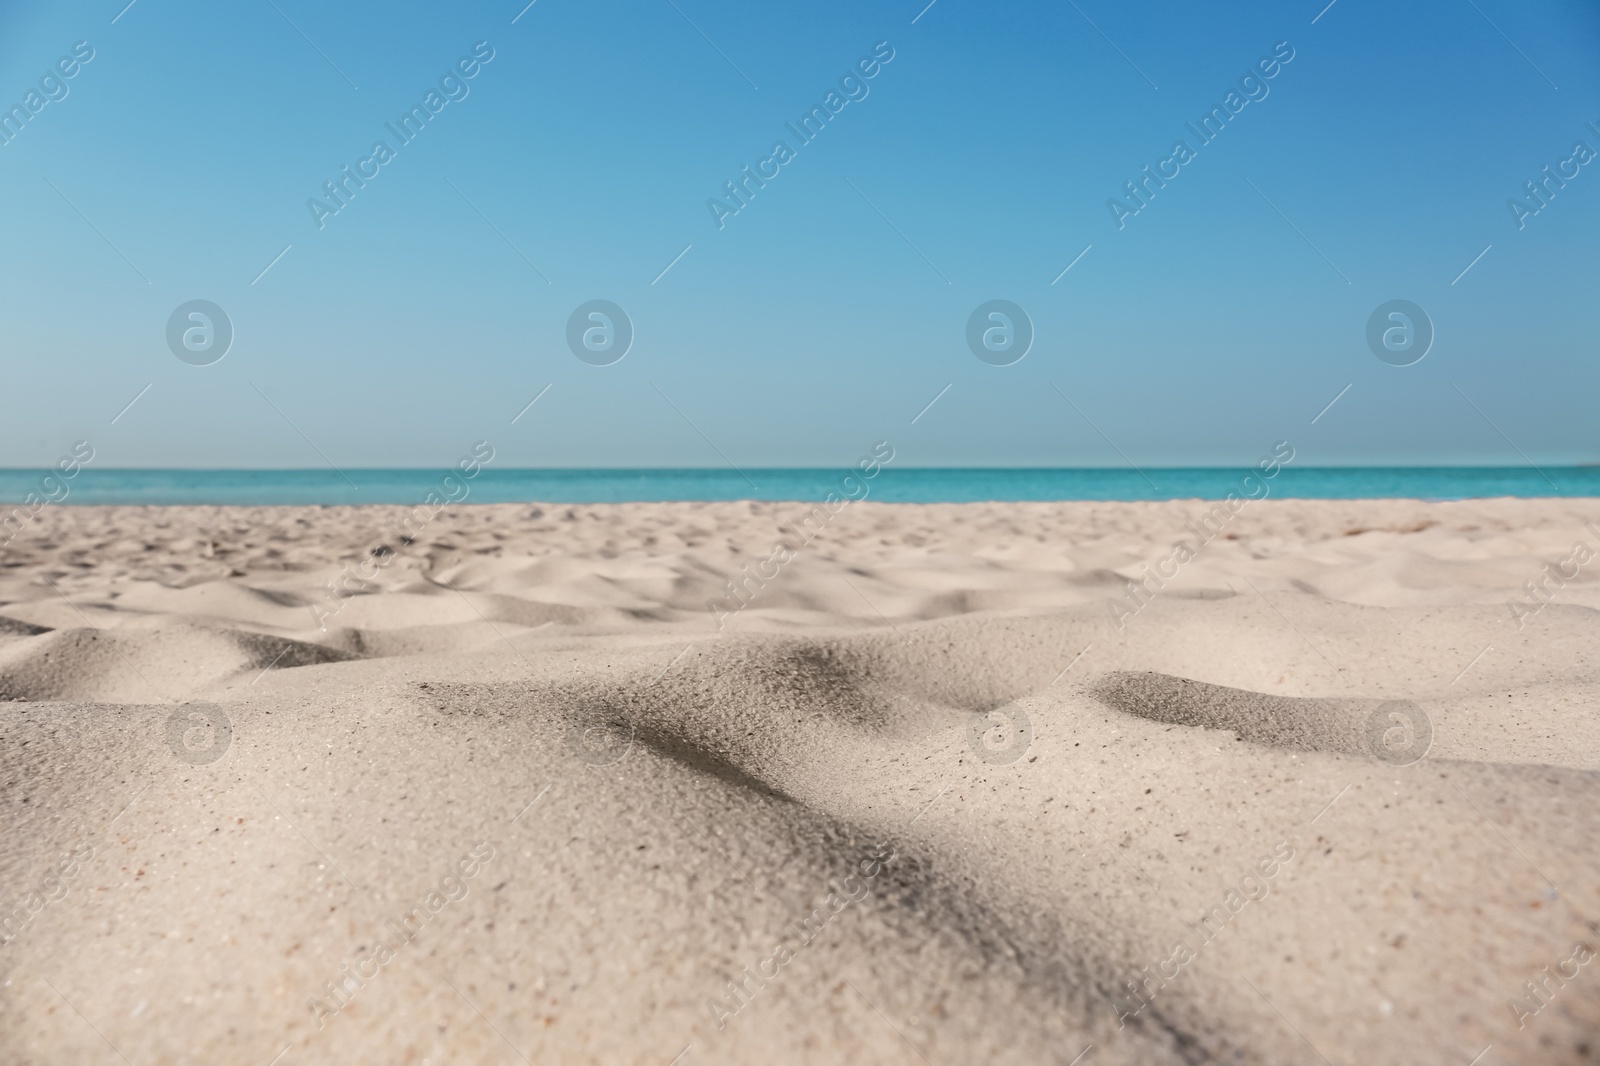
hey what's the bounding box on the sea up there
[0,467,1594,506]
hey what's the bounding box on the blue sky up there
[1,0,1596,469]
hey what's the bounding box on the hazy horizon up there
[4,463,1598,472]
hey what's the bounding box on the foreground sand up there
[1,498,1597,1065]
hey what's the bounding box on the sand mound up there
[0,499,1596,1064]
[1093,670,1432,759]
[0,623,353,703]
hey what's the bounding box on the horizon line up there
[3,464,1599,473]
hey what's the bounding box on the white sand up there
[1,498,1596,1064]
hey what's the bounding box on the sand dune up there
[1,498,1596,1064]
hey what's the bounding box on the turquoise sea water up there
[0,468,1593,506]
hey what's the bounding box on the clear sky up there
[1,0,1596,469]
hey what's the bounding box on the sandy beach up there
[1,497,1596,1065]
